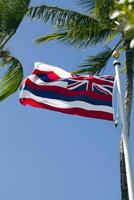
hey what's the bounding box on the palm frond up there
[0,51,23,101]
[28,4,99,28]
[28,4,114,47]
[78,48,113,74]
[64,28,112,48]
[37,28,112,48]
[75,39,123,74]
[93,0,115,23]
[28,4,113,30]
[0,0,30,47]
[105,31,117,44]
[35,32,68,44]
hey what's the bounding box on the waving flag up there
[19,62,115,121]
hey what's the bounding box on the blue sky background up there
[0,0,133,200]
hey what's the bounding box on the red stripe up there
[25,78,112,101]
[32,69,61,81]
[20,98,113,121]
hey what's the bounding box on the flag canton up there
[63,76,114,97]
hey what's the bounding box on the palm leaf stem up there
[0,32,15,49]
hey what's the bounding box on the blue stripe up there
[37,74,51,82]
[23,84,112,107]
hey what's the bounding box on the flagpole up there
[113,58,134,200]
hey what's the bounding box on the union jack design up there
[19,62,115,121]
[64,79,89,91]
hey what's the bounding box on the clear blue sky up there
[0,1,133,200]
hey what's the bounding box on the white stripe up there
[20,90,114,114]
[34,62,72,79]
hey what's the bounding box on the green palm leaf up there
[0,0,30,47]
[28,4,114,47]
[94,0,115,22]
[0,0,30,33]
[36,28,112,48]
[73,39,123,74]
[35,32,68,44]
[78,48,113,74]
[0,51,23,101]
[0,0,30,101]
[28,4,99,28]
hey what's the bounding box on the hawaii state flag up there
[19,62,115,121]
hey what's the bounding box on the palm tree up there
[0,0,30,101]
[28,1,134,199]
